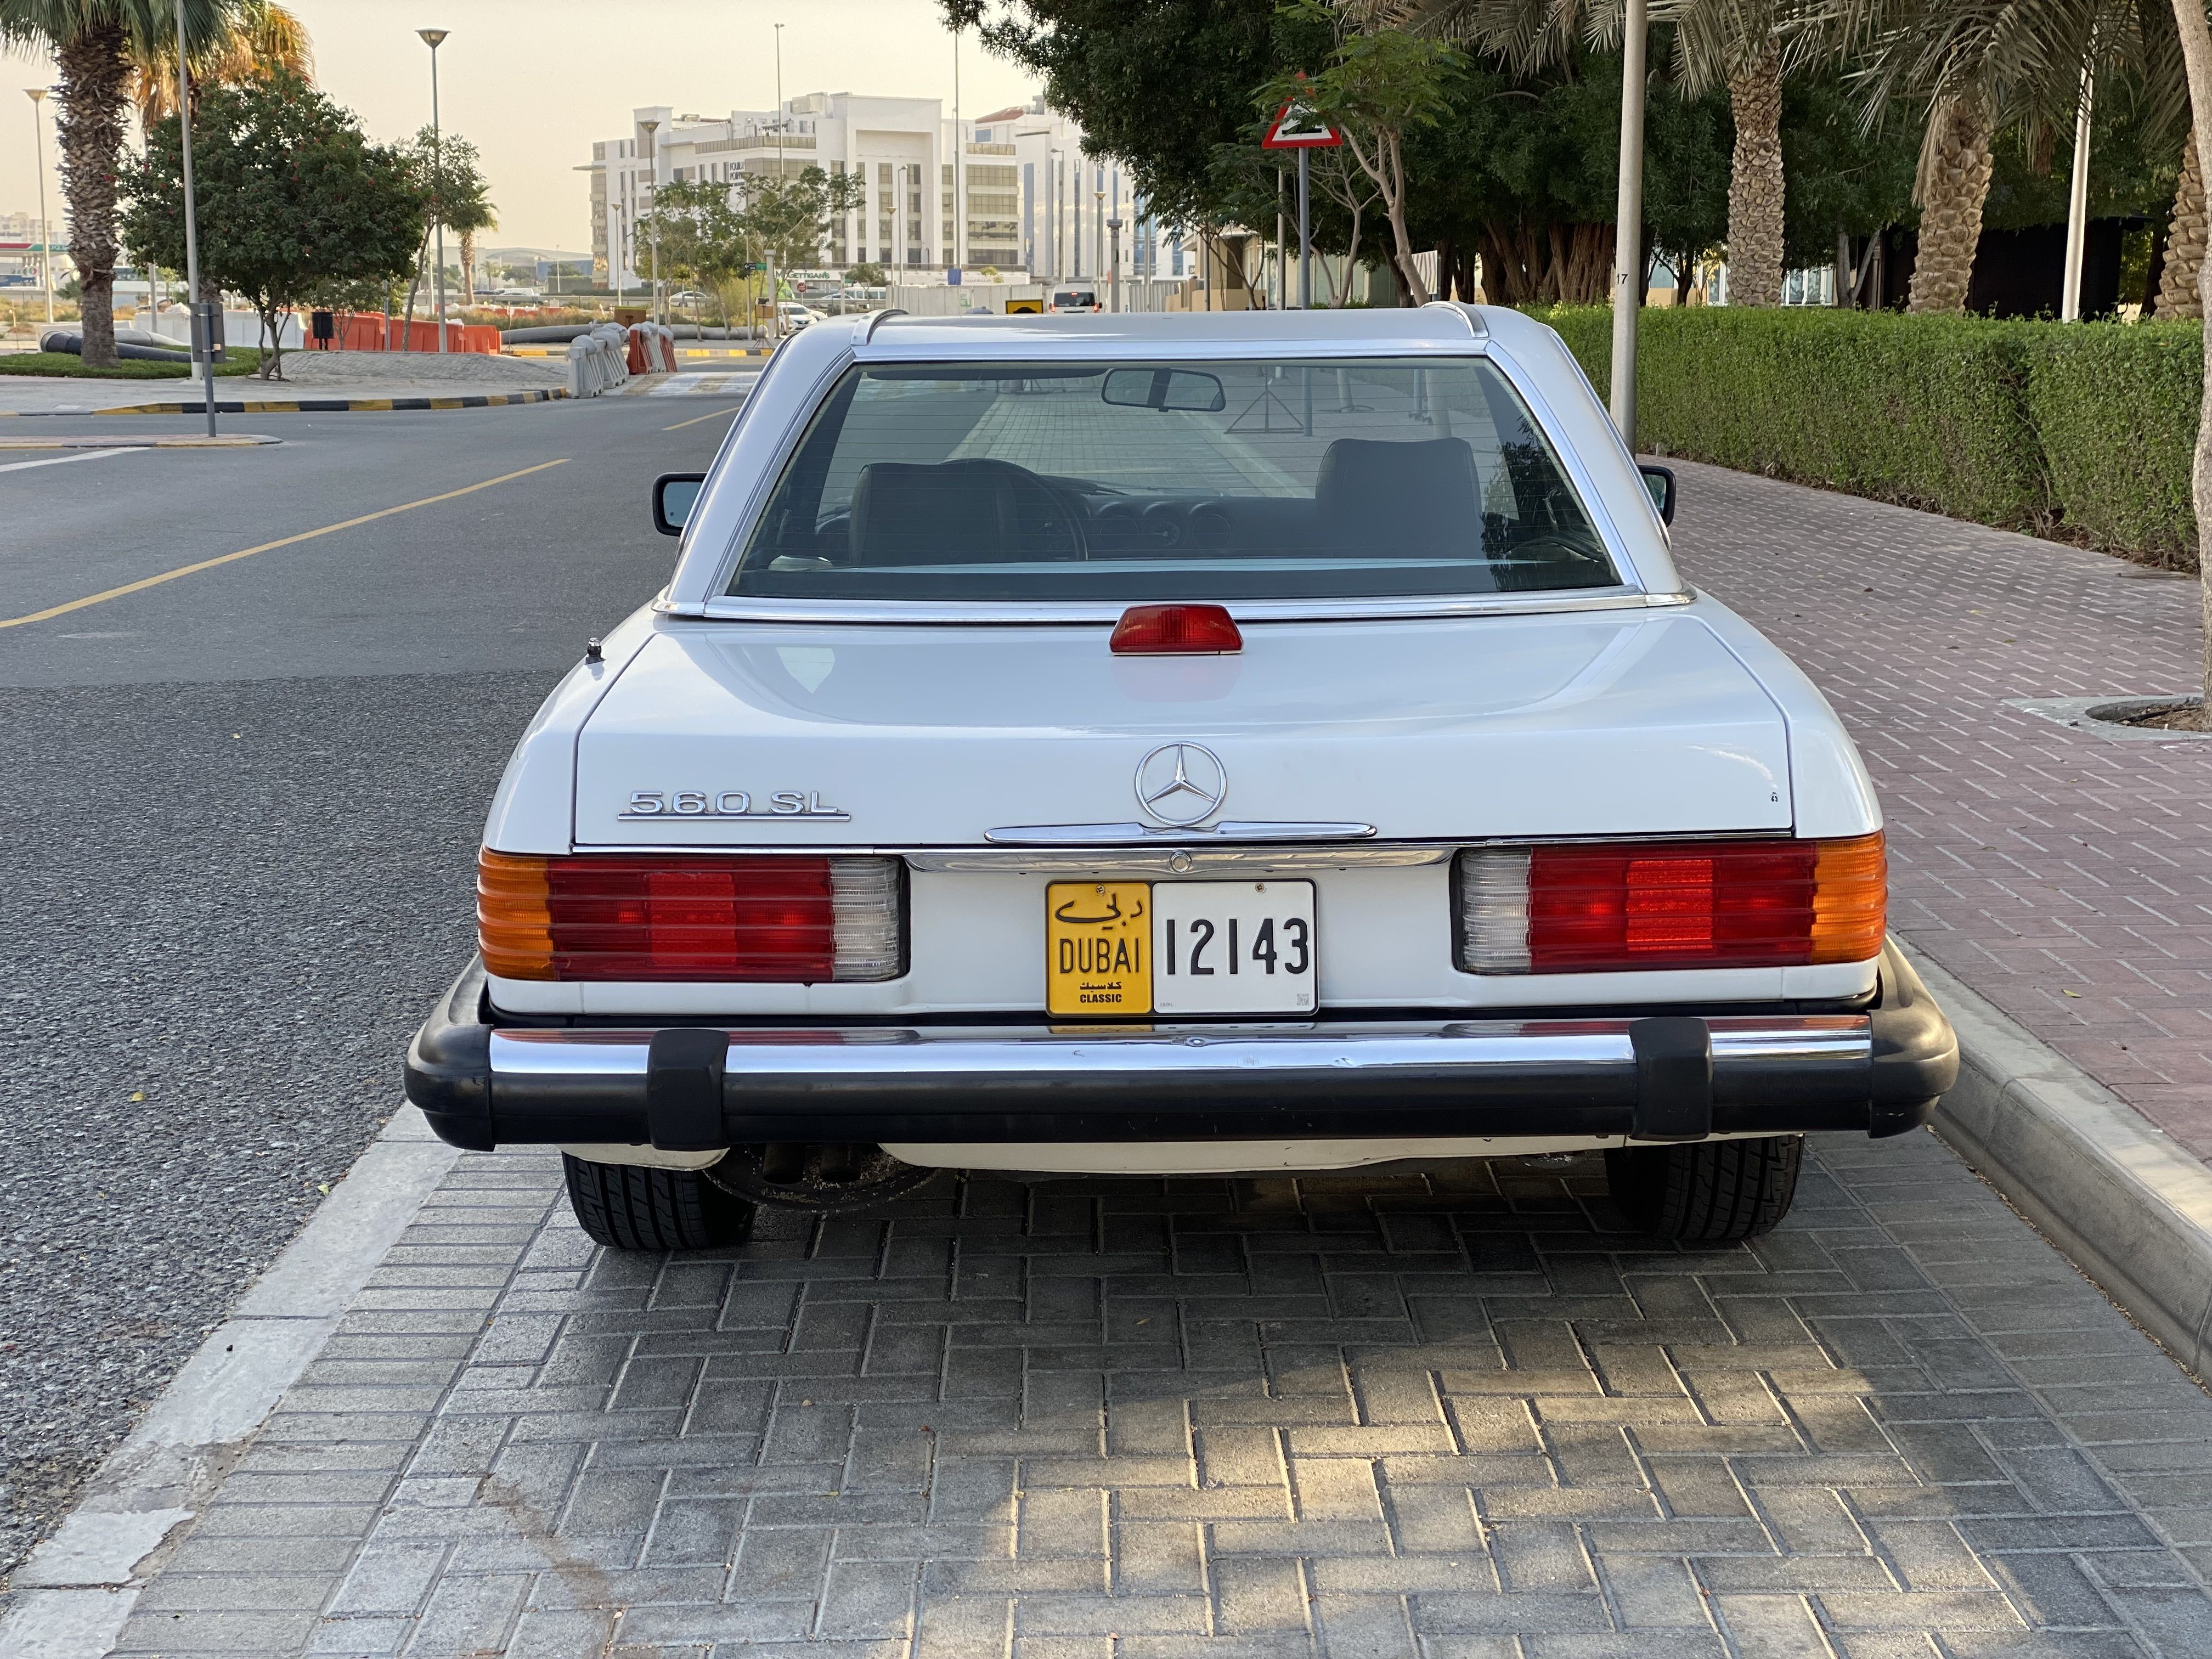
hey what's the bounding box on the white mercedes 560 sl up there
[406,305,1956,1251]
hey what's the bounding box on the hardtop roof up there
[848,302,1494,360]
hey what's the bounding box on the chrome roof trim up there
[687,589,1692,627]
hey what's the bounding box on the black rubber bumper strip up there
[405,941,1960,1154]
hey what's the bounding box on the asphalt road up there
[0,396,744,1598]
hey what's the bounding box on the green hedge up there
[1530,305,2203,568]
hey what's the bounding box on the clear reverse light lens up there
[830,856,906,980]
[1457,847,1533,973]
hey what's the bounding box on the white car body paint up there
[474,305,1891,1167]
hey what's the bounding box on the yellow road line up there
[0,458,569,631]
[662,405,744,432]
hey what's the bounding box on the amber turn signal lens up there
[1809,831,1888,965]
[477,850,555,979]
[1109,603,1243,654]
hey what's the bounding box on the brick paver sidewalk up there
[110,1139,2212,1657]
[1671,462,2212,1166]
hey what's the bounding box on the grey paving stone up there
[106,1090,2212,1659]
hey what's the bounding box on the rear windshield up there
[727,357,1618,602]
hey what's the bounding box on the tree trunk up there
[1909,100,1995,314]
[2167,0,2212,709]
[55,22,129,369]
[2157,136,2205,320]
[460,228,478,304]
[1725,44,1786,308]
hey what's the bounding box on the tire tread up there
[563,1155,755,1251]
[1605,1136,1801,1243]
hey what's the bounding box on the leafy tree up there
[637,175,754,323]
[741,163,869,272]
[1261,6,1459,302]
[2,0,239,365]
[402,125,494,319]
[947,0,1314,228]
[120,70,425,377]
[847,259,888,285]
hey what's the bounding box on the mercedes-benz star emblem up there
[1135,742,1227,828]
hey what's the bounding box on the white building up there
[585,93,1189,292]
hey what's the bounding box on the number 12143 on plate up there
[1044,880,1316,1018]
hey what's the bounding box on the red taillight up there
[1457,833,1885,974]
[1109,603,1243,655]
[478,851,902,983]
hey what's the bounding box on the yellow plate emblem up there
[1045,882,1152,1017]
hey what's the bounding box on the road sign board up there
[1263,92,1342,149]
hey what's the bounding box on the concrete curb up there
[0,390,565,417]
[0,435,279,450]
[1909,944,2212,1378]
[0,1109,459,1659]
[84,389,567,416]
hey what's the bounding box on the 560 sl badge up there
[620,790,851,822]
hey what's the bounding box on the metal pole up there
[637,117,658,325]
[173,0,217,435]
[1276,170,1286,311]
[1607,0,1649,448]
[1297,148,1312,309]
[25,89,53,326]
[952,24,962,275]
[2061,54,2095,323]
[1108,217,1122,311]
[419,30,449,352]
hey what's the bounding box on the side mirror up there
[1102,366,1227,413]
[1638,464,1676,526]
[652,472,707,537]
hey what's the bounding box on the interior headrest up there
[1314,437,1481,555]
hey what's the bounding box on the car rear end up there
[405,306,1956,1246]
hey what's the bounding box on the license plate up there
[1045,880,1316,1017]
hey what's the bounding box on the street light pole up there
[1607,0,1649,448]
[639,117,659,325]
[418,29,449,353]
[2061,52,2096,323]
[1107,217,1122,312]
[173,0,218,436]
[24,89,52,326]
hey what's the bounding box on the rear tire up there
[1604,1136,1802,1243]
[563,1154,757,1251]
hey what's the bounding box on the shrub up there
[1526,304,2200,568]
[2020,320,2199,567]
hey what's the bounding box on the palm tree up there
[1,0,238,365]
[1404,0,1798,306]
[1816,0,2175,313]
[129,0,308,127]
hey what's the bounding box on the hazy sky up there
[4,0,1041,252]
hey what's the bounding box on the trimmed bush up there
[1528,304,2201,569]
[2020,321,2200,566]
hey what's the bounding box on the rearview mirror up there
[652,472,706,537]
[1638,464,1676,526]
[1101,367,1226,413]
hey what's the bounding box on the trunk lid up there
[572,610,1791,848]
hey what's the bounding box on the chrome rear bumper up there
[405,942,1957,1152]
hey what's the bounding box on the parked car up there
[1049,286,1101,312]
[405,306,1957,1252]
[775,301,827,331]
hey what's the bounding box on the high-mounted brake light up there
[1455,833,1885,975]
[1109,603,1243,655]
[478,851,904,983]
